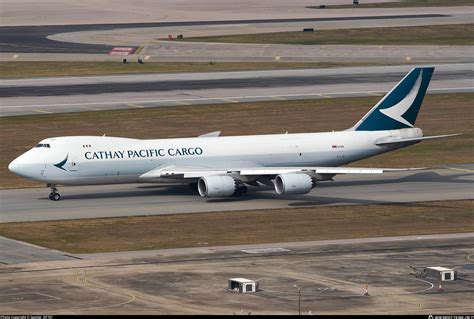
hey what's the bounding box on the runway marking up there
[220,98,240,103]
[127,103,145,109]
[445,167,474,173]
[271,96,287,101]
[318,93,333,98]
[368,91,383,96]
[396,276,434,295]
[134,45,144,55]
[32,109,52,114]
[82,106,102,111]
[241,247,290,254]
[73,269,136,308]
[175,100,191,105]
[0,292,61,304]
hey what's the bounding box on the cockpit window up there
[35,143,50,148]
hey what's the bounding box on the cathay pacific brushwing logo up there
[379,70,423,128]
[54,154,68,171]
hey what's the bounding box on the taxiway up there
[1,63,472,116]
[1,166,472,223]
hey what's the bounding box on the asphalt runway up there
[1,63,472,116]
[1,234,473,314]
[0,15,446,54]
[1,166,472,223]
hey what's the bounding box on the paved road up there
[2,234,472,314]
[2,232,473,265]
[1,166,472,223]
[0,15,446,54]
[1,63,472,116]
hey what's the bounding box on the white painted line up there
[367,91,382,96]
[127,103,144,109]
[220,98,240,103]
[175,100,191,105]
[32,109,52,114]
[82,106,102,111]
[318,93,333,98]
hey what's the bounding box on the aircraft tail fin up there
[351,67,434,131]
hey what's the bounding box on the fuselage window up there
[35,143,50,148]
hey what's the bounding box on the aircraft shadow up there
[53,184,198,200]
[42,171,471,204]
[318,171,473,189]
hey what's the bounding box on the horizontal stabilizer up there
[198,131,221,138]
[375,133,462,146]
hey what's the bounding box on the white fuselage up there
[9,128,422,186]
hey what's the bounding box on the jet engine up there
[198,175,238,197]
[274,173,316,195]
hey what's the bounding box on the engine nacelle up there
[198,175,238,197]
[274,173,316,195]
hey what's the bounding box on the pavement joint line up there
[127,103,145,109]
[32,109,52,114]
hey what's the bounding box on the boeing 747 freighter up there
[8,67,459,200]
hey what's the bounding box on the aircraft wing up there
[138,165,425,182]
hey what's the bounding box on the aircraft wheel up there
[49,193,61,201]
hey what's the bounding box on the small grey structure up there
[424,267,457,281]
[228,278,259,293]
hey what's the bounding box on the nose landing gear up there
[48,184,61,201]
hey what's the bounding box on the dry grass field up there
[308,0,473,9]
[0,200,471,253]
[181,24,474,46]
[0,61,388,78]
[1,93,472,189]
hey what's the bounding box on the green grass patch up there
[0,200,471,253]
[308,0,473,9]
[1,93,472,189]
[179,24,474,46]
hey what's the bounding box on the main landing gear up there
[48,184,61,201]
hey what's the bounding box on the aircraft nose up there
[8,158,20,174]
